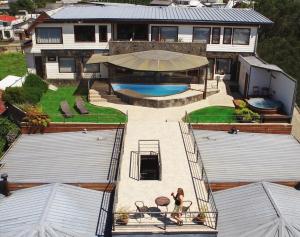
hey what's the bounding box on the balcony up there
[109,41,206,56]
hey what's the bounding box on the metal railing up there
[112,211,218,231]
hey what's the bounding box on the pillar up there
[203,65,208,99]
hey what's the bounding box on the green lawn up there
[0,52,27,80]
[186,106,237,123]
[39,86,127,123]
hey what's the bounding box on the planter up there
[116,218,129,225]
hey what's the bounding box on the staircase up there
[90,81,125,104]
[88,89,107,103]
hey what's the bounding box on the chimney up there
[0,173,10,197]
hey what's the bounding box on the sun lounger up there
[60,101,74,118]
[75,97,89,114]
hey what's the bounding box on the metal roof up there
[214,182,300,237]
[0,130,116,183]
[193,130,300,182]
[0,183,111,237]
[240,55,283,72]
[51,4,272,25]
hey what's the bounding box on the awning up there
[87,50,208,72]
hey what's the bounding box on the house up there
[0,129,123,191]
[24,4,272,83]
[0,183,111,236]
[0,14,16,40]
[213,182,300,237]
[193,129,300,191]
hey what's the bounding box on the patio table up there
[155,196,170,212]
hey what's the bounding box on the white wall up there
[238,57,251,95]
[30,23,112,53]
[269,71,296,115]
[248,67,271,95]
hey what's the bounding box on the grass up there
[186,106,237,123]
[0,52,27,80]
[39,86,127,123]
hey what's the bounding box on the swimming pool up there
[112,84,189,97]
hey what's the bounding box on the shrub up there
[23,74,48,93]
[23,105,50,133]
[235,108,260,122]
[23,86,44,104]
[0,117,20,137]
[3,87,26,104]
[0,137,6,156]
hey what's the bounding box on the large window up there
[35,27,62,44]
[193,27,211,44]
[59,58,76,73]
[216,58,232,74]
[151,26,178,42]
[233,28,250,45]
[212,27,220,44]
[99,25,108,42]
[74,25,95,42]
[223,28,232,44]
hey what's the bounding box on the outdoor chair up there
[75,97,89,114]
[135,201,150,221]
[60,101,74,118]
[182,200,193,217]
[253,86,260,96]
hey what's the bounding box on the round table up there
[155,196,170,212]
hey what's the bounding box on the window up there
[193,27,211,44]
[151,26,178,42]
[74,25,95,42]
[83,58,100,73]
[47,56,57,62]
[233,28,250,45]
[99,25,107,42]
[216,58,232,74]
[59,58,76,73]
[223,28,232,44]
[35,27,62,44]
[4,31,11,39]
[212,27,220,44]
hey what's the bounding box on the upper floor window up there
[151,26,178,42]
[59,57,76,73]
[99,25,108,42]
[193,27,211,44]
[223,28,232,44]
[74,25,95,42]
[35,27,62,44]
[233,28,250,45]
[212,27,220,44]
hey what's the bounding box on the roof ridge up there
[39,183,59,225]
[261,182,282,218]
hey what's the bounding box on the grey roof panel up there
[214,182,300,237]
[0,130,117,183]
[0,183,110,237]
[194,130,300,182]
[51,5,272,24]
[240,55,283,72]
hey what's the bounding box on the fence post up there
[164,212,167,230]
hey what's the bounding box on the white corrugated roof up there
[0,130,116,183]
[51,4,272,25]
[0,183,111,237]
[0,75,25,90]
[194,130,300,182]
[214,182,300,237]
[240,55,283,72]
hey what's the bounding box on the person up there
[171,188,184,225]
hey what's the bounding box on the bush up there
[23,86,44,104]
[0,117,20,137]
[235,108,260,122]
[0,137,6,156]
[3,87,26,104]
[23,105,50,133]
[23,74,48,93]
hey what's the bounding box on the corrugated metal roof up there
[194,130,300,182]
[51,5,272,24]
[0,183,111,237]
[0,130,116,183]
[240,55,283,72]
[214,182,300,237]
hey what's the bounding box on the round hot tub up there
[247,98,282,114]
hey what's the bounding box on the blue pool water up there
[112,84,189,96]
[248,98,282,110]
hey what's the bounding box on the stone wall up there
[109,41,206,56]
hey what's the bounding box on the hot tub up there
[247,98,282,114]
[111,83,189,97]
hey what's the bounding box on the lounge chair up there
[75,97,89,114]
[60,101,74,118]
[135,201,150,221]
[182,200,193,219]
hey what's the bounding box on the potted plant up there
[116,207,130,225]
[193,207,207,225]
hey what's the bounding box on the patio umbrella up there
[87,50,208,72]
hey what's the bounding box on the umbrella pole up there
[203,66,208,99]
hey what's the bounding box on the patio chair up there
[182,201,193,219]
[75,97,89,114]
[253,86,259,96]
[135,201,150,221]
[60,101,74,118]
